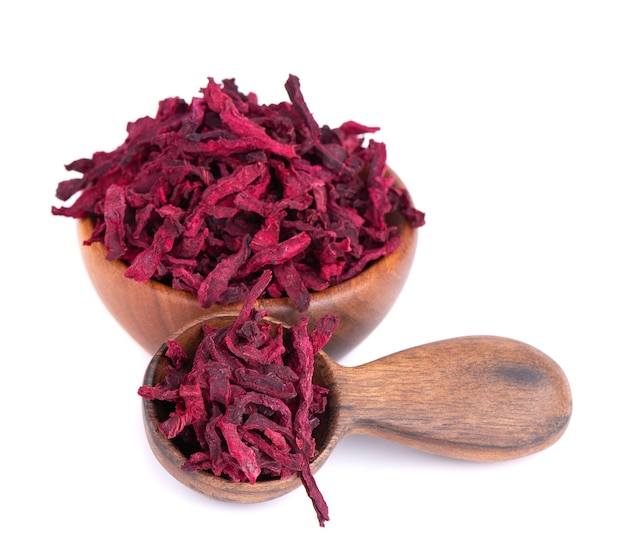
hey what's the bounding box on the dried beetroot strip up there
[53,74,425,311]
[138,270,338,526]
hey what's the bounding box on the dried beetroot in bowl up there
[138,270,338,526]
[52,74,424,311]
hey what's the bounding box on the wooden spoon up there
[142,323,572,504]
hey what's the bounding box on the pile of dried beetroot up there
[52,74,424,311]
[139,270,337,526]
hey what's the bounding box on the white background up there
[2,1,624,556]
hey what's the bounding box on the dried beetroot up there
[53,74,425,311]
[138,270,337,526]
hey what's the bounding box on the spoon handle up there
[338,335,572,461]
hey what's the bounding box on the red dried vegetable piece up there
[196,235,251,308]
[203,78,298,160]
[138,271,337,526]
[53,74,425,311]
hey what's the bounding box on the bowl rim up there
[76,167,419,357]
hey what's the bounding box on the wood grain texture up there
[142,321,572,504]
[77,171,417,359]
[317,335,572,463]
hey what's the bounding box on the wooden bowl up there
[77,175,418,358]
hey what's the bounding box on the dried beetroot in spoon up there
[138,270,338,526]
[141,315,573,528]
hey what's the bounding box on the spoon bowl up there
[142,317,572,503]
[77,170,417,359]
